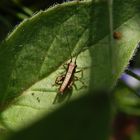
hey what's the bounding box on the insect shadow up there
[53,88,73,104]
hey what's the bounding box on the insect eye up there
[113,31,122,40]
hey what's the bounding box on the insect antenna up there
[62,2,71,61]
[63,0,81,63]
[74,44,88,63]
[73,0,89,63]
[63,30,73,62]
[73,0,83,64]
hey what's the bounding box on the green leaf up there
[8,92,111,140]
[0,0,140,132]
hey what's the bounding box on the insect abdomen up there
[59,72,72,93]
[59,62,76,94]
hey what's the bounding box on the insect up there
[53,53,87,104]
[57,62,76,94]
[55,57,82,94]
[52,0,87,104]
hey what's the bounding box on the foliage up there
[0,0,140,140]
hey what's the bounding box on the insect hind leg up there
[74,74,87,90]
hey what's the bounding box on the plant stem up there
[125,69,140,81]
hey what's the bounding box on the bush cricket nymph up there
[52,0,87,104]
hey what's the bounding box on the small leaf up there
[114,81,140,115]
